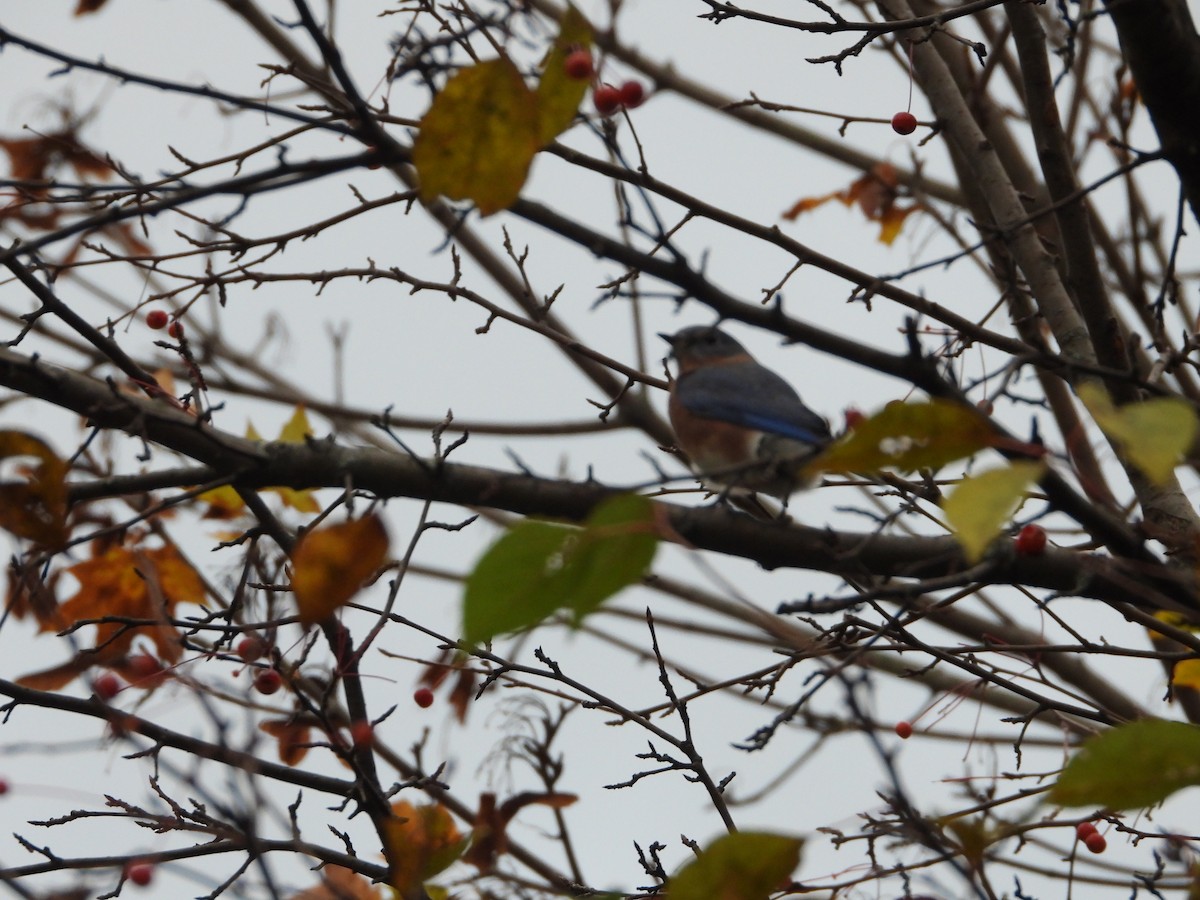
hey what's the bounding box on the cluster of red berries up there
[145,308,184,338]
[1076,820,1106,854]
[563,48,646,116]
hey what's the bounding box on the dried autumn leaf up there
[462,791,576,873]
[413,58,541,215]
[447,665,478,723]
[0,431,68,548]
[291,515,389,626]
[0,130,111,182]
[289,865,383,900]
[18,543,204,688]
[260,719,313,766]
[74,0,109,14]
[782,162,922,245]
[384,801,467,900]
[5,564,60,623]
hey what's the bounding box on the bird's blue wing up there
[675,362,832,445]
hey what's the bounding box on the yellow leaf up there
[413,58,541,215]
[805,399,993,475]
[291,515,389,626]
[198,484,245,519]
[277,405,313,444]
[1077,382,1198,485]
[535,5,592,144]
[267,486,322,514]
[942,461,1044,563]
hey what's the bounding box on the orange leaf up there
[260,719,313,766]
[291,515,389,626]
[289,865,383,900]
[0,431,69,549]
[782,162,922,245]
[15,657,92,692]
[384,801,466,899]
[42,543,203,667]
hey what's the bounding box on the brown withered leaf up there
[447,665,478,724]
[0,130,112,183]
[0,431,69,549]
[260,719,313,767]
[74,0,109,14]
[6,561,60,624]
[782,162,922,245]
[463,791,577,872]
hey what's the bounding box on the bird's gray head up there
[658,326,749,363]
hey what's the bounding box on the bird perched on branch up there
[660,325,833,500]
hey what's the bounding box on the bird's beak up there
[657,332,673,345]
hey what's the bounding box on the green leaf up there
[671,832,803,900]
[462,494,658,644]
[1077,382,1198,485]
[535,4,592,144]
[413,57,541,215]
[1050,719,1200,809]
[942,461,1044,563]
[805,399,993,476]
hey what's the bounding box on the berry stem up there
[904,40,915,113]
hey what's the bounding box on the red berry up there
[618,80,645,108]
[414,687,435,708]
[145,309,169,330]
[349,720,374,748]
[563,49,593,81]
[894,720,913,739]
[126,654,165,687]
[167,320,184,339]
[844,408,866,430]
[254,669,282,696]
[891,111,918,135]
[125,861,154,887]
[1084,832,1107,854]
[0,779,10,795]
[593,85,621,115]
[93,673,122,701]
[1075,821,1098,840]
[1015,524,1048,556]
[237,636,266,663]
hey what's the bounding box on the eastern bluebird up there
[660,325,833,499]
